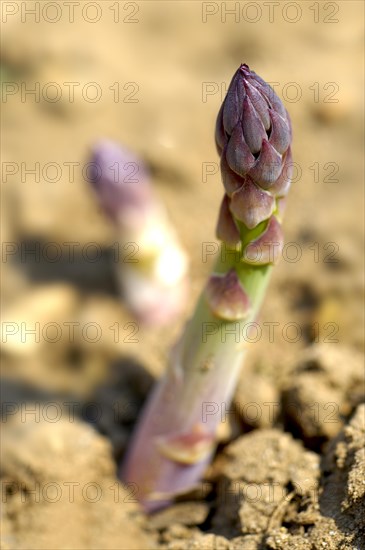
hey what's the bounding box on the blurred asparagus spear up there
[89,140,188,326]
[122,64,293,511]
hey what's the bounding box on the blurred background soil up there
[1,1,364,549]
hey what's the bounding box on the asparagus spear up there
[89,140,188,326]
[122,64,293,511]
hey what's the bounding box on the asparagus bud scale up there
[122,64,293,512]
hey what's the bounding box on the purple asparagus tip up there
[216,64,292,242]
[89,139,153,230]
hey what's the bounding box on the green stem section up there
[122,226,274,511]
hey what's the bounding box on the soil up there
[1,2,364,549]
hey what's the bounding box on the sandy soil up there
[1,1,364,549]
